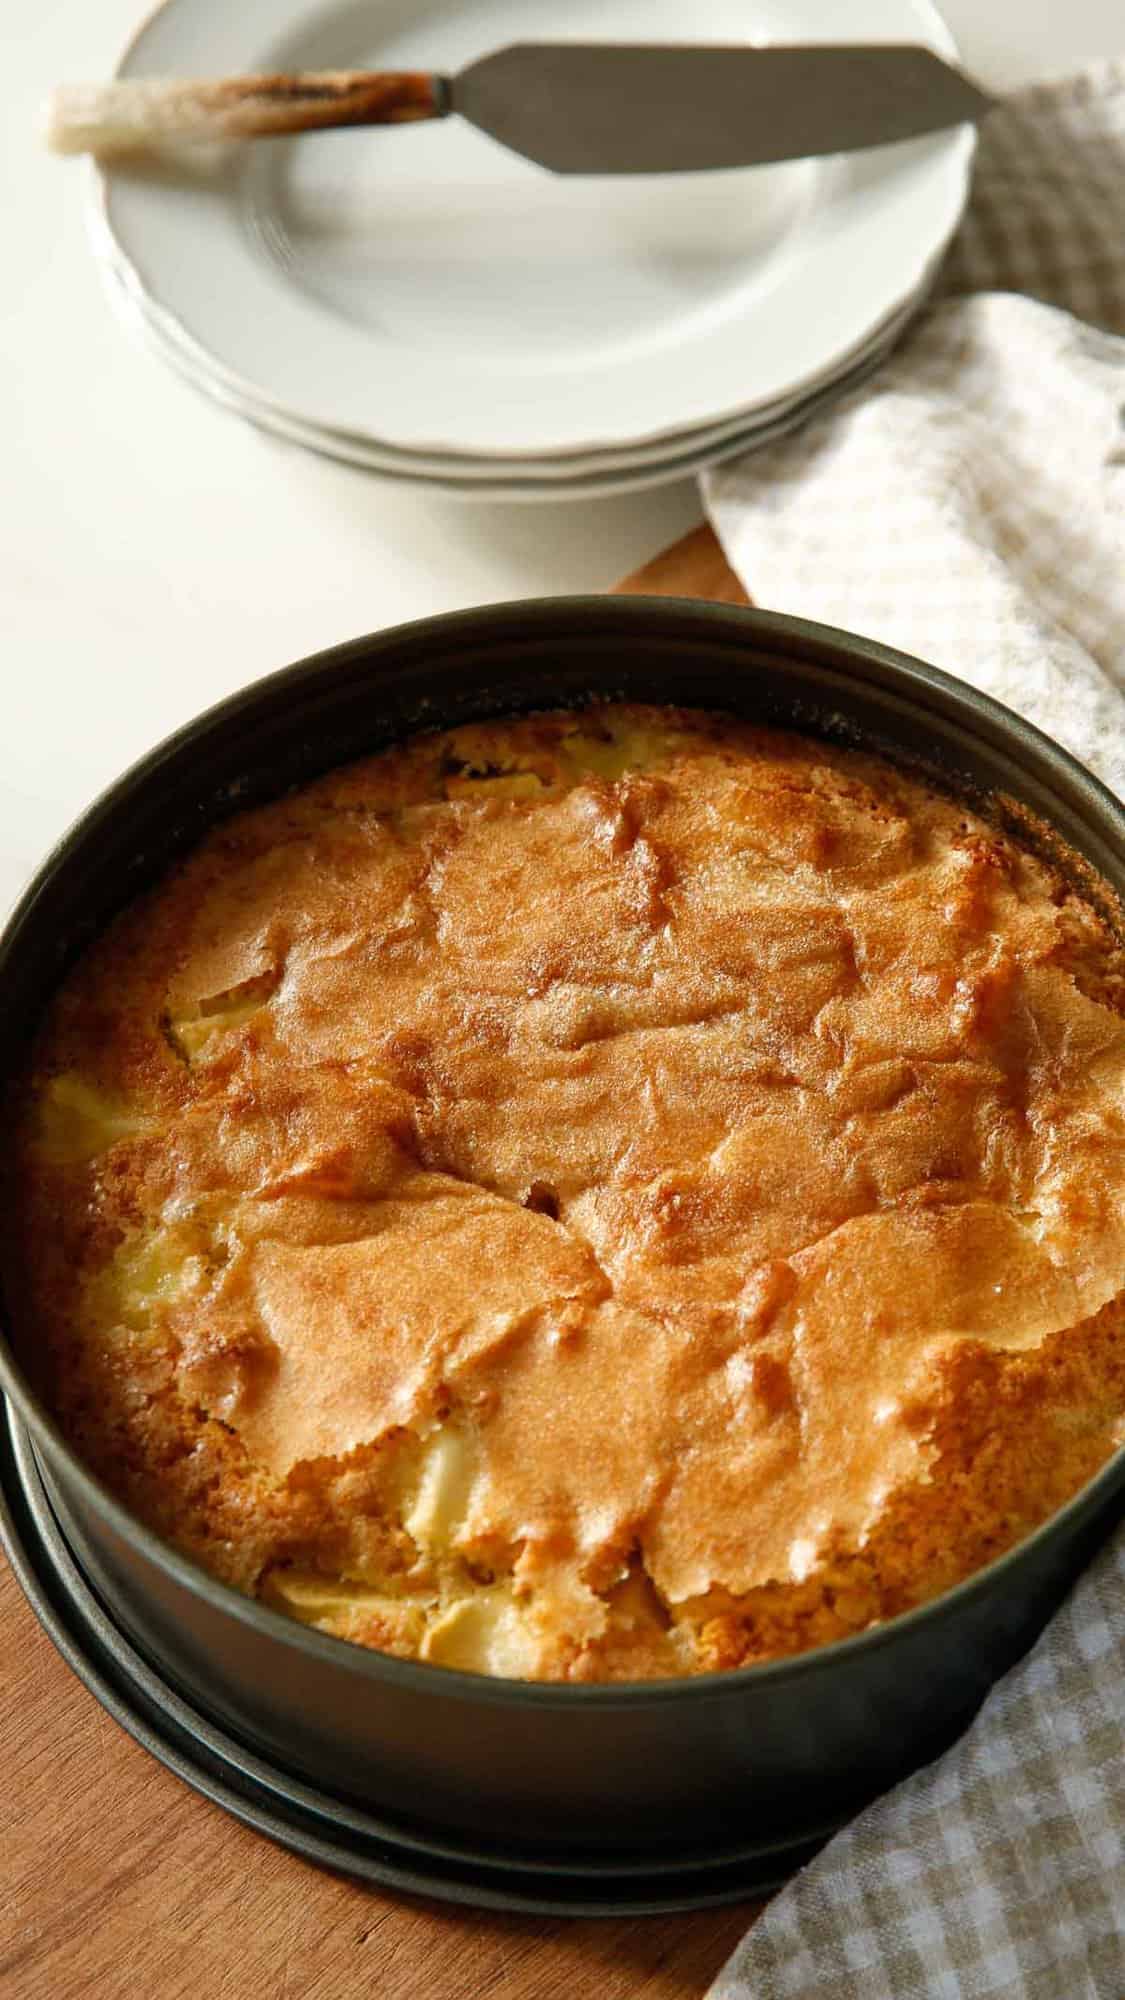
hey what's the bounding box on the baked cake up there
[5,705,1125,1681]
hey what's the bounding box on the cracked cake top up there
[5,704,1125,1680]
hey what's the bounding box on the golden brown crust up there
[5,705,1125,1680]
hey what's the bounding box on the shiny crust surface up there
[6,705,1125,1681]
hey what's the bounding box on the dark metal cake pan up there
[2,597,1124,1896]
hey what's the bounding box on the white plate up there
[96,0,972,459]
[106,251,920,501]
[101,229,935,480]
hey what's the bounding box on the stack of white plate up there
[92,0,974,502]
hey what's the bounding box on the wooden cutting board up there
[611,524,749,607]
[0,524,762,2000]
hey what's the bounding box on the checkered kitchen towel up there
[703,66,1125,2000]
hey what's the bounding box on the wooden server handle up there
[45,72,447,155]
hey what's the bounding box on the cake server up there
[46,42,995,170]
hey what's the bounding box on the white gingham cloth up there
[703,66,1125,2000]
[705,64,1125,800]
[711,1534,1125,1999]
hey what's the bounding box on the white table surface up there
[2,1,1120,913]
